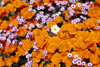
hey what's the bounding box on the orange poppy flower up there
[88,43,97,51]
[63,57,73,67]
[22,39,34,51]
[10,20,19,27]
[76,23,86,30]
[79,49,91,59]
[93,64,100,67]
[32,58,40,63]
[11,55,19,63]
[75,31,95,45]
[57,30,66,38]
[95,0,100,5]
[61,24,76,34]
[0,56,5,66]
[17,26,27,36]
[50,63,55,67]
[54,16,63,23]
[41,29,51,41]
[0,20,9,30]
[31,62,38,67]
[31,19,38,25]
[43,0,50,3]
[74,2,83,10]
[3,0,15,3]
[33,29,41,36]
[48,36,61,44]
[39,61,45,67]
[16,45,25,56]
[74,41,88,49]
[95,47,100,56]
[13,0,24,8]
[83,18,98,29]
[7,3,16,12]
[59,40,73,52]
[47,42,58,53]
[36,49,44,59]
[55,64,61,67]
[31,51,38,58]
[51,53,62,65]
[4,43,16,54]
[47,64,51,67]
[46,53,52,60]
[35,35,46,48]
[63,10,69,20]
[21,7,35,19]
[4,58,12,67]
[88,6,100,18]
[47,21,57,29]
[90,54,100,64]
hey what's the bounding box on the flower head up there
[67,53,72,58]
[0,43,3,48]
[88,62,93,67]
[51,25,60,34]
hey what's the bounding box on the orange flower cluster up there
[0,0,100,67]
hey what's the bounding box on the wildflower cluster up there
[0,0,100,67]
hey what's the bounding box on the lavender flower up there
[11,27,18,32]
[28,7,33,12]
[12,39,17,45]
[28,23,35,29]
[48,6,55,11]
[73,54,78,59]
[25,34,30,39]
[33,41,37,46]
[9,23,12,27]
[67,53,72,58]
[0,30,2,33]
[82,61,86,66]
[72,59,77,65]
[19,41,23,45]
[76,60,82,65]
[33,45,39,51]
[30,0,35,4]
[32,9,36,13]
[43,50,48,58]
[82,11,87,15]
[24,24,28,29]
[60,7,65,11]
[69,0,76,3]
[88,62,93,67]
[0,36,6,41]
[25,51,29,55]
[1,1,5,6]
[36,23,41,28]
[0,43,3,48]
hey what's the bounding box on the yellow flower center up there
[53,28,57,31]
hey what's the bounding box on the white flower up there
[51,25,60,34]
